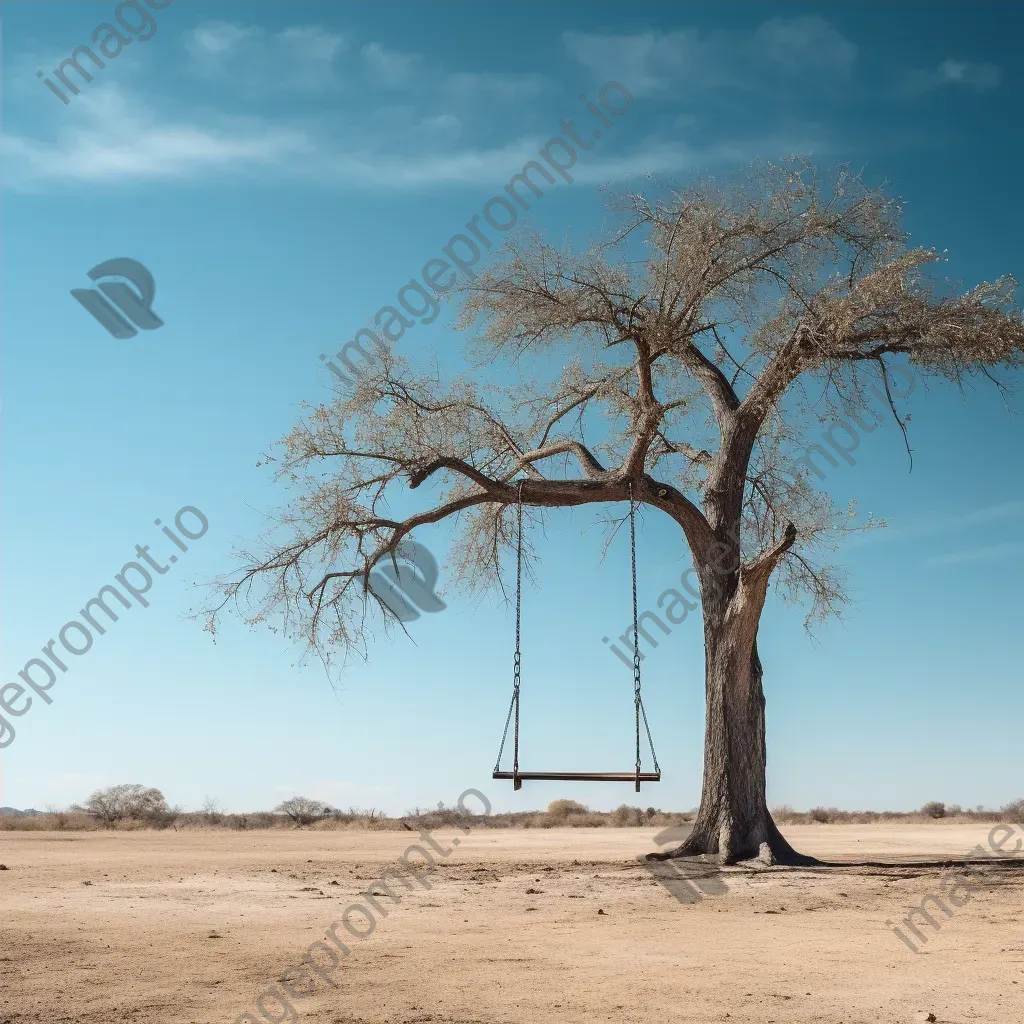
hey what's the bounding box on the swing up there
[492,481,661,793]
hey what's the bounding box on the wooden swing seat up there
[493,770,661,791]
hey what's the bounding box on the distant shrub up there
[921,801,946,819]
[565,812,606,827]
[808,807,847,823]
[547,799,588,819]
[201,797,224,826]
[82,785,178,828]
[48,809,95,830]
[276,797,332,827]
[1001,798,1024,822]
[610,804,644,827]
[232,811,276,830]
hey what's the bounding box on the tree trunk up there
[653,560,816,866]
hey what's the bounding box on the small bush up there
[547,799,588,819]
[83,784,177,828]
[276,797,332,827]
[610,804,644,827]
[201,797,224,826]
[921,801,946,819]
[236,811,276,830]
[1001,798,1024,822]
[565,811,606,827]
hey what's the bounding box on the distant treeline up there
[1,794,1022,832]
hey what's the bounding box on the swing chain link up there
[630,482,642,778]
[630,480,660,776]
[494,480,524,775]
[513,480,523,776]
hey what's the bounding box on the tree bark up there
[651,554,817,867]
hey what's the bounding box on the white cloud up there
[181,19,546,109]
[923,539,1024,568]
[563,16,857,97]
[361,42,421,89]
[754,16,858,74]
[563,30,698,97]
[442,71,548,102]
[185,20,346,92]
[904,59,1001,97]
[3,12,831,195]
[188,21,260,56]
[853,497,1024,550]
[1,80,812,191]
[1,85,314,188]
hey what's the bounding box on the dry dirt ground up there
[1,824,1022,1024]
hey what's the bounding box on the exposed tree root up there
[645,814,821,867]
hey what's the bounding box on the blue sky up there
[1,1,1021,816]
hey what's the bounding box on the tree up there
[276,796,332,827]
[201,796,224,825]
[83,784,176,827]
[210,159,1024,864]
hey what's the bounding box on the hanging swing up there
[493,481,661,793]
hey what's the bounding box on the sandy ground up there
[1,823,1022,1024]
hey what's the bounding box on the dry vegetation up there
[3,795,1022,833]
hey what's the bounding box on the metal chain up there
[494,481,524,775]
[630,481,642,777]
[630,481,660,776]
[513,480,523,775]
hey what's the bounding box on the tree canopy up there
[209,157,1023,659]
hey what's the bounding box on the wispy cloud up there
[442,71,548,103]
[2,78,810,191]
[185,21,347,93]
[852,497,1024,550]
[1,86,314,188]
[361,42,422,89]
[182,19,548,107]
[923,539,1024,568]
[563,16,857,98]
[903,59,1001,98]
[4,13,833,193]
